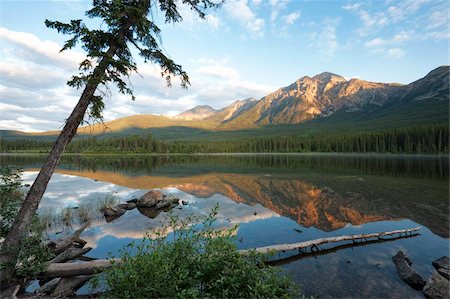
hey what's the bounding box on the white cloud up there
[386,48,405,59]
[206,15,220,29]
[196,65,240,80]
[342,3,362,11]
[282,12,301,26]
[224,0,265,37]
[364,31,412,48]
[387,0,430,22]
[426,7,449,30]
[309,18,340,60]
[0,27,84,70]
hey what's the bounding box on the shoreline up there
[0,152,449,158]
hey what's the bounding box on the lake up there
[1,153,449,298]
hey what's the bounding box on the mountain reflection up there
[4,154,448,237]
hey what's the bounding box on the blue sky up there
[0,0,448,131]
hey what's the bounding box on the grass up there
[38,194,119,232]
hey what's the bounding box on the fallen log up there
[239,227,421,254]
[268,233,419,266]
[47,222,90,254]
[41,259,121,278]
[50,246,92,263]
[51,275,93,297]
[36,277,60,294]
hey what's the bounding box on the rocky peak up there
[222,98,258,121]
[174,105,216,120]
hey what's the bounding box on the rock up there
[438,268,450,280]
[423,271,450,299]
[392,251,426,290]
[181,200,188,205]
[102,204,126,217]
[137,206,163,219]
[117,202,136,210]
[155,200,171,210]
[155,195,179,210]
[433,256,450,271]
[126,197,138,203]
[136,190,164,207]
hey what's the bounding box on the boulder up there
[423,271,450,299]
[102,204,126,217]
[433,256,450,271]
[126,197,138,203]
[438,268,450,280]
[136,190,164,207]
[392,251,426,290]
[136,206,163,219]
[117,202,136,210]
[155,195,179,210]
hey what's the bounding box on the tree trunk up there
[0,26,129,287]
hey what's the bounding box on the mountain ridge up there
[2,66,448,139]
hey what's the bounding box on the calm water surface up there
[2,154,449,298]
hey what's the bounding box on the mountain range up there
[2,66,448,141]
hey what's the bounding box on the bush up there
[0,167,53,278]
[102,205,298,298]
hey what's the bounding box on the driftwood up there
[268,233,419,266]
[36,277,61,294]
[50,246,92,263]
[47,222,90,254]
[51,275,93,297]
[41,259,122,278]
[239,227,421,254]
[0,284,20,299]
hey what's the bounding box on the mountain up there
[174,105,216,120]
[2,66,448,140]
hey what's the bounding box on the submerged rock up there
[126,197,138,203]
[102,204,126,223]
[392,251,426,290]
[433,256,450,271]
[155,195,179,210]
[137,206,164,219]
[117,202,136,210]
[136,190,164,207]
[423,271,450,299]
[438,268,450,280]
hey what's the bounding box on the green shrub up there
[0,167,53,278]
[102,205,298,298]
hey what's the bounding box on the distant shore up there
[1,152,448,158]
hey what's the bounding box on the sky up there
[0,0,448,132]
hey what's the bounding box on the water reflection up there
[5,154,448,298]
[12,154,448,238]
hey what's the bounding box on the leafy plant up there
[0,167,53,278]
[102,205,298,298]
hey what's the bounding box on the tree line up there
[1,124,448,154]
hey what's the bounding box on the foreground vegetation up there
[1,124,448,154]
[0,167,53,279]
[100,206,298,298]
